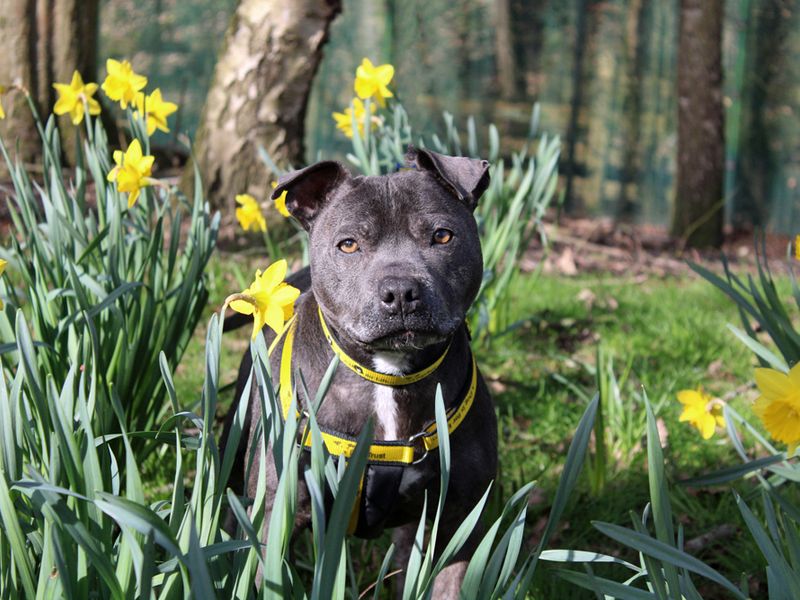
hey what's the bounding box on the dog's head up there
[272,148,489,353]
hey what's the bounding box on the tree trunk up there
[732,0,791,229]
[616,0,647,222]
[511,0,547,99]
[671,0,724,248]
[563,0,601,214]
[0,0,99,166]
[493,0,517,99]
[188,0,342,211]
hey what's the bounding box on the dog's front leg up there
[249,443,312,591]
[431,513,485,599]
[391,514,485,599]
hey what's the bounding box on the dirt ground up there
[524,215,797,278]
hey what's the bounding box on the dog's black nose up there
[379,276,420,315]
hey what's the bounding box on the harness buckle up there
[407,429,432,443]
[407,430,434,465]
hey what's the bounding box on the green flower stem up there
[262,228,280,261]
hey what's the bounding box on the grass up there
[487,271,765,597]
[151,251,774,597]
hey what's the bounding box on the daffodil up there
[101,59,147,109]
[134,88,178,136]
[677,387,724,440]
[0,259,7,309]
[354,58,394,107]
[230,260,301,340]
[333,98,374,139]
[795,234,799,261]
[107,139,155,208]
[235,194,267,232]
[53,71,101,125]
[271,181,290,218]
[0,86,6,120]
[753,363,800,454]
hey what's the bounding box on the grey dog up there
[223,148,498,596]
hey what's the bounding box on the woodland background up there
[0,0,797,248]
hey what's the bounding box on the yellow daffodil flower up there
[134,88,178,136]
[677,387,724,440]
[271,181,290,218]
[53,71,101,125]
[235,194,267,232]
[0,258,7,308]
[795,234,799,261]
[0,85,6,120]
[107,139,155,208]
[333,98,375,139]
[102,59,147,109]
[753,363,800,454]
[354,58,394,107]
[230,260,301,340]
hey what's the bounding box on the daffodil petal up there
[700,415,716,439]
[755,367,791,401]
[263,302,285,335]
[230,299,255,315]
[260,259,288,291]
[788,363,800,390]
[677,389,703,406]
[270,284,301,307]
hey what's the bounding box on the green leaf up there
[539,549,639,571]
[679,454,785,487]
[556,569,658,599]
[593,521,746,599]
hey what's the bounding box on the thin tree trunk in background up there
[494,0,517,98]
[732,0,791,228]
[0,0,39,165]
[188,0,342,211]
[0,0,99,167]
[563,0,600,214]
[616,0,646,222]
[511,0,547,99]
[671,0,724,248]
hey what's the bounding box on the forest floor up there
[529,216,795,278]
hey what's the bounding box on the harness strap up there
[271,309,477,466]
[317,307,450,386]
[267,308,478,537]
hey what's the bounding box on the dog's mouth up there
[367,328,447,351]
[352,315,462,352]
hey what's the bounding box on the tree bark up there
[732,0,791,228]
[671,0,725,248]
[493,0,517,98]
[188,0,342,210]
[616,0,647,222]
[563,0,601,214]
[0,0,99,166]
[510,0,546,99]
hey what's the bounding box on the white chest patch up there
[372,353,409,441]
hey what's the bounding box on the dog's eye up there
[433,229,453,245]
[338,239,359,254]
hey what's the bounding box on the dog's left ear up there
[271,161,350,230]
[406,147,490,211]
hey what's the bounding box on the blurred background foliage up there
[98,0,799,234]
[99,0,236,142]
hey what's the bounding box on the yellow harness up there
[268,307,478,537]
[270,310,478,466]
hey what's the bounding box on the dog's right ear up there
[271,161,349,230]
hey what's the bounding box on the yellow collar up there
[268,312,477,466]
[317,306,450,386]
